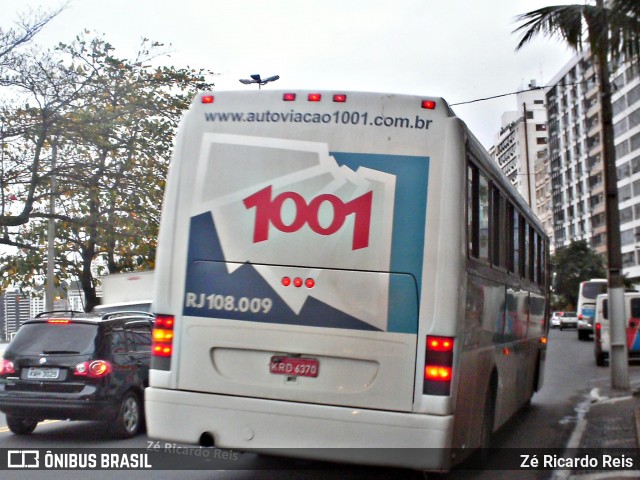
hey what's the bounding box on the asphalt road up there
[0,327,634,479]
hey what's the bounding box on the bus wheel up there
[480,385,495,451]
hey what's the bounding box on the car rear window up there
[7,323,98,356]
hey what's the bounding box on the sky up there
[2,0,582,148]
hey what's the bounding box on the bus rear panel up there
[146,90,544,470]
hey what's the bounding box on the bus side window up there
[518,215,526,278]
[467,164,477,257]
[478,174,490,262]
[467,162,490,263]
[531,230,539,284]
[491,187,507,268]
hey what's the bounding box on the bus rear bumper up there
[145,387,455,470]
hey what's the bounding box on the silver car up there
[559,311,578,330]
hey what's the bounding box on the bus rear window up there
[583,283,607,299]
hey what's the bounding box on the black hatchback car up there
[0,310,153,438]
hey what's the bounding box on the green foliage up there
[0,30,215,309]
[551,240,606,308]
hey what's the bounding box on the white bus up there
[576,278,607,340]
[146,90,550,471]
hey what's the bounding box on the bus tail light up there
[424,335,454,396]
[153,314,175,358]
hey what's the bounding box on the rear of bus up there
[577,279,607,340]
[146,91,467,470]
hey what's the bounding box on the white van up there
[594,292,640,366]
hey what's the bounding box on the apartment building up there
[545,51,640,282]
[491,86,554,246]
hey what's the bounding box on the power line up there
[449,81,589,107]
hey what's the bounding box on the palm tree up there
[513,0,639,389]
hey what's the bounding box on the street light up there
[239,74,280,89]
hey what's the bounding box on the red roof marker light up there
[201,95,214,104]
[283,93,296,101]
[421,100,436,110]
[308,93,322,102]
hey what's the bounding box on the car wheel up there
[6,415,38,435]
[110,391,143,439]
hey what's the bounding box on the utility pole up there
[46,138,57,311]
[595,0,629,389]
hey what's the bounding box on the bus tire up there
[480,387,495,450]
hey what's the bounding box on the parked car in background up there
[551,311,564,328]
[559,311,578,330]
[0,310,153,437]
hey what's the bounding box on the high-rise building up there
[545,51,640,283]
[3,287,31,340]
[491,85,554,247]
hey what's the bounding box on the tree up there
[0,6,64,71]
[551,240,606,308]
[0,33,215,310]
[514,0,639,389]
[0,6,65,237]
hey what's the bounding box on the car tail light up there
[47,319,71,324]
[424,335,454,396]
[0,359,15,375]
[74,360,112,378]
[153,314,175,358]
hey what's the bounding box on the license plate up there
[269,356,319,378]
[27,367,60,380]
